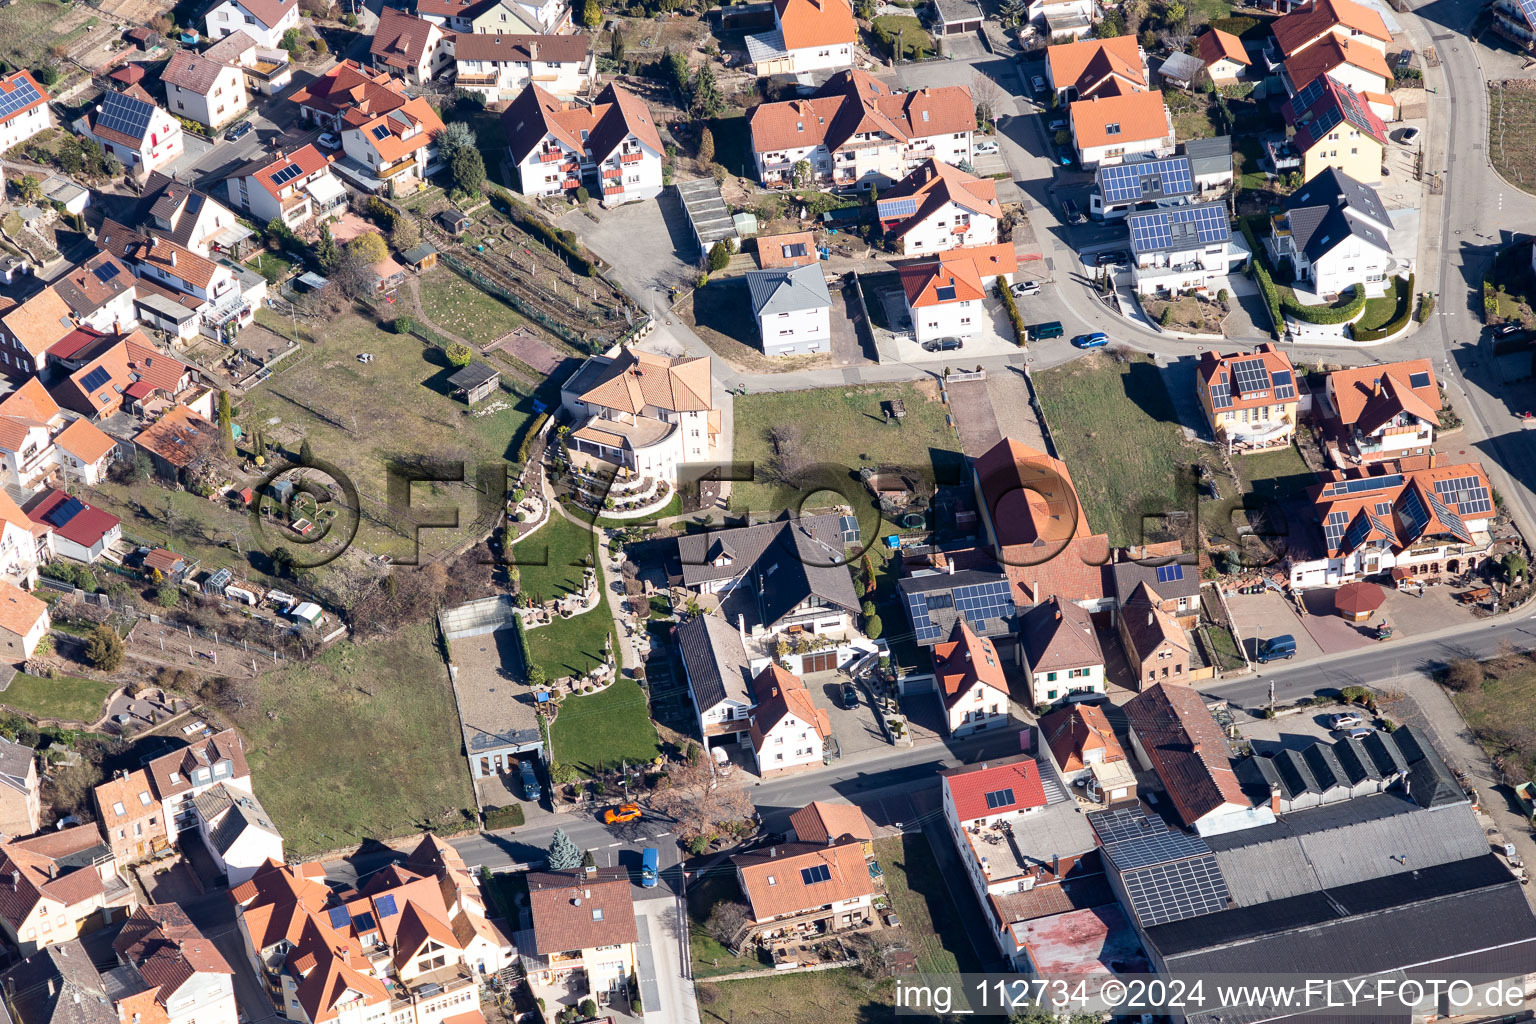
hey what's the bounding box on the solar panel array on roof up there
[1208,378,1232,410]
[800,863,831,884]
[1397,487,1429,535]
[270,163,304,186]
[1323,509,1350,549]
[1433,476,1491,516]
[935,285,957,301]
[44,496,85,527]
[370,123,391,141]
[326,906,351,929]
[877,196,920,219]
[1121,856,1232,926]
[1322,473,1404,497]
[1102,821,1213,871]
[1518,0,1536,31]
[1408,371,1432,389]
[375,894,399,917]
[92,262,121,284]
[903,575,1012,643]
[1098,156,1194,204]
[1155,564,1184,583]
[1426,490,1471,542]
[1230,358,1272,395]
[984,788,1015,810]
[0,76,42,121]
[80,366,112,393]
[1271,369,1296,400]
[1127,203,1230,253]
[1289,75,1329,115]
[839,514,861,543]
[351,911,376,932]
[1343,512,1372,551]
[97,90,155,141]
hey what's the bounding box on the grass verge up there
[416,267,525,344]
[0,673,113,724]
[549,677,660,774]
[873,833,984,974]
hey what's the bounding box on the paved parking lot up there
[803,670,889,758]
[884,298,1024,362]
[1235,699,1359,755]
[1223,590,1322,661]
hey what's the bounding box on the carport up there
[934,0,984,33]
[675,178,737,263]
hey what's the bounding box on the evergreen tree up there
[451,147,486,195]
[316,223,340,271]
[299,437,314,465]
[581,0,601,27]
[85,625,124,672]
[608,24,626,63]
[707,240,731,272]
[697,127,715,165]
[689,64,724,118]
[217,391,235,457]
[547,828,582,870]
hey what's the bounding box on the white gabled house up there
[1127,201,1239,296]
[225,145,345,231]
[745,0,857,76]
[747,263,833,357]
[161,48,249,130]
[1269,167,1394,298]
[75,87,184,178]
[452,32,594,102]
[503,82,664,206]
[204,0,301,49]
[747,664,831,776]
[898,243,1017,343]
[0,71,52,154]
[876,158,1001,256]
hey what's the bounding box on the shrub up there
[707,240,731,272]
[445,342,473,367]
[574,186,590,203]
[1158,306,1173,327]
[156,585,180,608]
[392,315,418,335]
[1443,657,1483,692]
[1238,220,1282,334]
[1414,292,1436,322]
[85,625,124,672]
[516,412,550,465]
[1283,283,1366,325]
[1353,274,1414,341]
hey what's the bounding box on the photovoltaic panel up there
[1322,473,1403,497]
[44,497,85,527]
[0,77,42,121]
[1519,0,1536,31]
[1230,358,1272,395]
[1121,855,1231,926]
[1091,807,1213,870]
[1155,564,1184,583]
[1127,202,1231,254]
[1408,371,1432,389]
[1396,488,1429,535]
[270,163,304,186]
[1343,512,1372,551]
[1426,490,1472,542]
[877,196,919,219]
[375,894,399,918]
[326,906,351,929]
[1289,75,1329,115]
[1208,379,1232,410]
[902,589,944,644]
[1433,476,1491,515]
[1323,509,1350,549]
[800,864,831,885]
[80,366,112,393]
[97,90,154,141]
[1097,156,1194,205]
[984,788,1015,810]
[1271,369,1296,400]
[93,262,121,284]
[371,122,392,140]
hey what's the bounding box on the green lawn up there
[729,383,964,519]
[0,673,113,724]
[236,622,476,856]
[512,512,597,602]
[1035,353,1200,547]
[697,971,895,1024]
[1202,620,1246,671]
[870,15,933,60]
[549,677,660,774]
[245,250,298,286]
[1237,137,1268,191]
[873,833,984,975]
[1357,277,1405,331]
[595,493,682,527]
[687,869,771,977]
[523,588,616,680]
[1204,443,1317,549]
[416,267,524,344]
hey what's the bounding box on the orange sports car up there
[603,803,642,824]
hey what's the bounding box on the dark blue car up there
[1071,332,1109,349]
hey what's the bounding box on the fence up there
[42,579,295,663]
[440,252,595,351]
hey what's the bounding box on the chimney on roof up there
[737,613,746,640]
[47,863,55,879]
[1147,610,1154,627]
[1054,606,1061,621]
[1052,853,1060,876]
[583,864,595,878]
[9,869,16,888]
[530,40,538,59]
[1373,377,1382,396]
[46,980,54,999]
[1191,741,1203,754]
[169,249,177,268]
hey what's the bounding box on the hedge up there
[516,411,551,465]
[490,188,594,275]
[1353,274,1414,341]
[483,804,525,830]
[1238,219,1282,335]
[1282,282,1366,325]
[996,275,1027,346]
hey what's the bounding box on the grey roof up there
[896,567,1016,646]
[1331,734,1382,785]
[1151,856,1536,999]
[675,178,737,250]
[1282,166,1392,263]
[1202,793,1489,907]
[0,736,33,797]
[747,264,832,318]
[934,0,983,23]
[676,613,752,714]
[206,786,280,856]
[1159,50,1205,84]
[1110,558,1201,602]
[1018,596,1104,674]
[1180,135,1233,177]
[1,941,113,1024]
[1391,724,1464,807]
[401,242,439,264]
[674,515,860,629]
[448,362,499,390]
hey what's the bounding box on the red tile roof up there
[931,618,1009,710]
[749,663,831,750]
[1328,359,1440,432]
[731,839,876,922]
[973,436,1092,549]
[1272,0,1391,55]
[773,0,857,50]
[1287,76,1388,150]
[1310,456,1494,557]
[502,82,662,165]
[899,242,1017,307]
[230,0,297,29]
[114,904,233,1010]
[1198,27,1250,68]
[0,580,46,639]
[451,31,589,62]
[134,405,217,468]
[526,868,638,952]
[162,49,235,94]
[1047,36,1143,94]
[878,159,1000,240]
[0,71,49,127]
[1124,682,1247,827]
[788,801,874,844]
[370,9,443,70]
[1196,342,1296,415]
[750,69,974,156]
[1069,90,1170,149]
[1282,34,1390,91]
[1039,702,1126,773]
[25,489,120,548]
[251,144,332,200]
[944,758,1048,822]
[289,60,406,118]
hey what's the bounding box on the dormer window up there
[1106,123,1121,136]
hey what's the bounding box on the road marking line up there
[653,832,671,838]
[608,842,621,847]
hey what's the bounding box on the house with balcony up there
[745,0,857,76]
[51,254,137,334]
[224,145,345,231]
[339,93,444,195]
[1088,154,1196,220]
[898,242,1016,343]
[93,770,170,868]
[558,346,717,485]
[1492,0,1536,50]
[145,729,252,838]
[897,565,1017,653]
[289,60,400,126]
[0,71,52,154]
[161,48,248,130]
[1282,76,1388,184]
[504,82,663,206]
[1126,200,1238,295]
[1045,35,1148,101]
[107,905,237,1024]
[1069,90,1174,169]
[95,223,256,340]
[0,826,137,955]
[0,378,108,497]
[1271,0,1392,59]
[1039,702,1136,805]
[747,263,833,356]
[671,514,873,676]
[877,158,1000,256]
[1027,0,1098,38]
[204,30,294,96]
[939,749,1103,968]
[1324,360,1441,463]
[0,488,49,586]
[1019,596,1105,708]
[140,174,250,258]
[370,9,453,85]
[730,839,878,945]
[451,32,593,102]
[677,612,755,752]
[931,619,1012,737]
[203,0,299,49]
[1279,35,1391,103]
[1270,166,1394,298]
[1196,343,1300,453]
[748,70,973,190]
[51,330,191,422]
[523,867,636,1013]
[419,0,569,33]
[75,86,183,179]
[1288,455,1497,589]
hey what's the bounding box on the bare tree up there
[650,757,755,841]
[971,75,1005,128]
[705,900,751,947]
[1443,658,1483,692]
[765,423,810,486]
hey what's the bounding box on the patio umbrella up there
[1334,581,1387,621]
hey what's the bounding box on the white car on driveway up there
[974,138,1000,155]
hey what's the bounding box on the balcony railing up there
[603,184,624,196]
[602,167,621,179]
[539,150,564,163]
[620,152,643,164]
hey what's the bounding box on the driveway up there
[885,299,1023,362]
[803,670,888,758]
[636,898,699,1024]
[1222,590,1322,662]
[1297,590,1378,654]
[563,192,700,313]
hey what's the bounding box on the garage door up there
[802,652,837,673]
